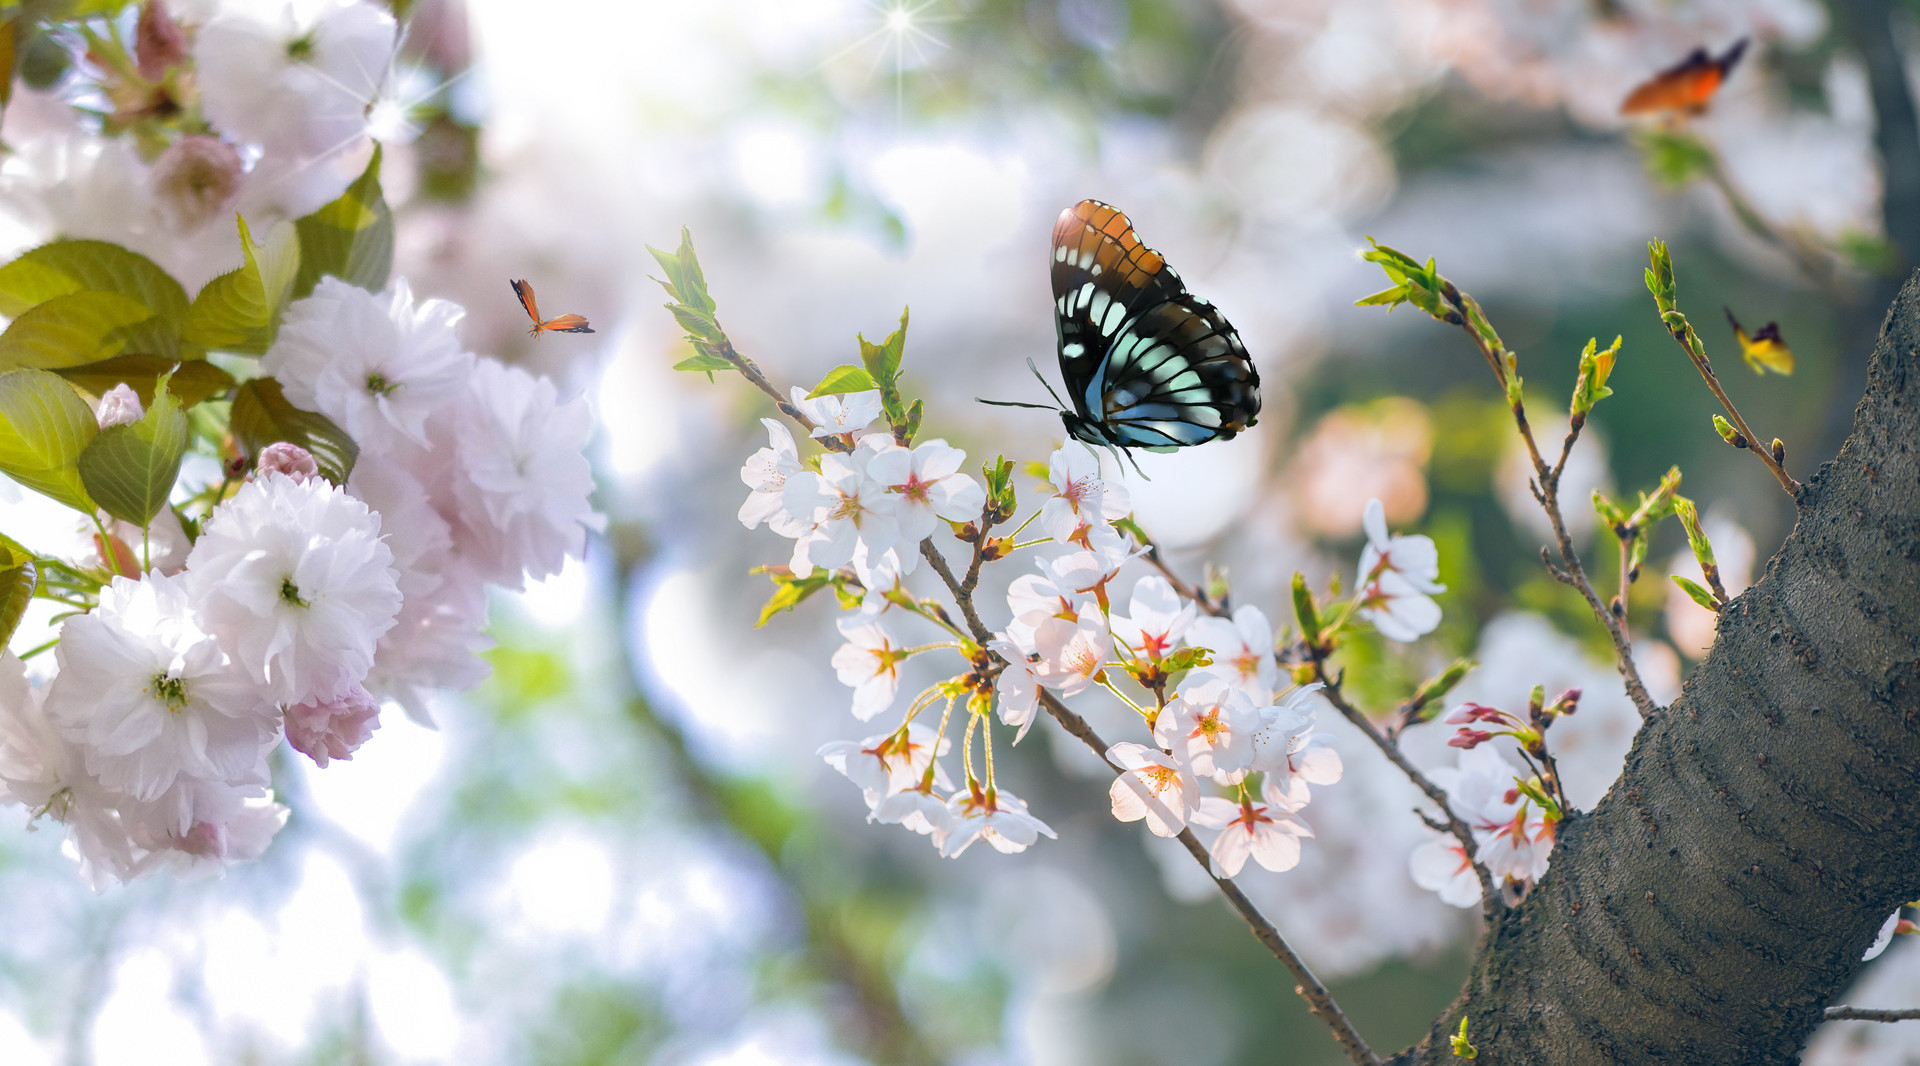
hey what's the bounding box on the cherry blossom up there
[1027,601,1111,697]
[1039,444,1130,552]
[185,472,402,707]
[866,436,986,542]
[1107,741,1200,837]
[1356,497,1445,642]
[1865,910,1905,961]
[785,446,902,584]
[257,441,320,483]
[95,383,143,428]
[44,574,276,802]
[449,358,605,589]
[738,418,809,537]
[1428,745,1553,891]
[987,641,1043,742]
[1188,604,1279,702]
[1408,832,1481,908]
[1154,675,1261,780]
[830,616,907,720]
[790,387,883,440]
[942,785,1055,857]
[283,684,381,768]
[194,0,396,158]
[1111,575,1195,661]
[1247,683,1343,801]
[262,277,474,451]
[1192,794,1313,877]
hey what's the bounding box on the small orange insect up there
[510,279,594,337]
[1620,38,1749,117]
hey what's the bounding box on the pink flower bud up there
[1503,787,1522,805]
[1898,919,1918,936]
[150,136,244,232]
[256,442,320,484]
[176,820,227,858]
[1552,688,1582,715]
[1447,728,1493,749]
[284,686,381,768]
[135,0,188,81]
[97,383,144,429]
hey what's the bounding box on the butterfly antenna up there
[977,399,1056,409]
[1026,358,1072,411]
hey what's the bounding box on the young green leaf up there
[182,216,301,353]
[756,570,830,626]
[0,368,98,511]
[1671,574,1720,612]
[77,372,189,527]
[671,350,735,381]
[230,377,358,483]
[0,289,154,371]
[806,364,877,398]
[857,308,908,386]
[290,146,392,300]
[1291,571,1322,644]
[0,551,33,652]
[646,226,716,315]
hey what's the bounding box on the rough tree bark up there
[1388,274,1920,1065]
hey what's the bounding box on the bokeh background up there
[3,0,1920,1062]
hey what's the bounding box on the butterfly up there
[510,279,594,337]
[985,200,1259,459]
[1620,38,1748,116]
[1724,307,1794,375]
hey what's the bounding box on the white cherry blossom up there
[1248,684,1343,801]
[1107,741,1200,837]
[942,786,1055,857]
[1192,794,1313,877]
[45,574,276,802]
[1154,675,1261,780]
[262,277,474,450]
[739,418,809,537]
[790,387,883,440]
[1111,575,1195,661]
[194,0,396,157]
[1188,604,1279,702]
[785,447,902,584]
[185,472,402,707]
[1356,497,1445,642]
[1028,601,1111,697]
[1409,832,1480,908]
[830,616,906,720]
[866,436,986,542]
[987,641,1043,743]
[1039,444,1130,552]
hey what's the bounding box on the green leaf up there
[0,368,97,511]
[0,556,33,653]
[1409,659,1475,720]
[1161,646,1214,673]
[671,350,734,382]
[230,378,358,483]
[290,146,392,300]
[857,307,908,385]
[1291,571,1322,643]
[1671,574,1720,612]
[1354,285,1409,309]
[0,289,154,370]
[0,240,188,356]
[182,216,301,354]
[806,364,877,398]
[1634,130,1715,190]
[77,372,188,526]
[57,355,236,409]
[756,570,829,626]
[645,226,715,314]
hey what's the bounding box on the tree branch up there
[1825,1005,1920,1023]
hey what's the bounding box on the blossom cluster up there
[3,0,407,289]
[0,278,599,886]
[738,384,1461,882]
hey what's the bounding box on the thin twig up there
[1439,283,1660,719]
[918,537,1378,1066]
[1309,657,1503,917]
[1654,321,1801,496]
[1825,1006,1920,1022]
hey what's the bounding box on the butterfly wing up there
[1620,39,1747,115]
[1049,200,1258,449]
[540,314,595,334]
[511,279,541,324]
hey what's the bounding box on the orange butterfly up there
[1620,38,1748,116]
[510,279,594,337]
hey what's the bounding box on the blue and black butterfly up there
[988,200,1260,458]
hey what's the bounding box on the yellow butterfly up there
[1724,307,1794,375]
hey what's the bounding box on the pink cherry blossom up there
[256,441,319,483]
[1188,605,1279,702]
[1039,445,1130,553]
[1193,794,1313,877]
[283,684,381,767]
[1111,575,1195,661]
[866,436,986,543]
[1154,675,1261,780]
[1028,601,1111,697]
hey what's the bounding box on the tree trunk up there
[1390,273,1920,1064]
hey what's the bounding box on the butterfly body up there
[1621,38,1748,116]
[510,279,594,337]
[1046,200,1259,452]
